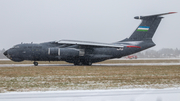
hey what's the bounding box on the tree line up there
[135,48,180,58]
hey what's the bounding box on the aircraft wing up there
[55,40,125,48]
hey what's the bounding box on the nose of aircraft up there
[3,50,8,56]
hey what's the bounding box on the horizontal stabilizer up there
[134,12,177,19]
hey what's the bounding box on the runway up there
[0,89,180,101]
[0,63,180,67]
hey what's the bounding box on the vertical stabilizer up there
[128,12,176,41]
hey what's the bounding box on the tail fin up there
[128,12,176,41]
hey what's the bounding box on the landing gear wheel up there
[74,61,83,66]
[87,62,92,66]
[33,62,38,66]
[79,62,83,65]
[74,62,78,65]
[84,61,92,66]
[74,60,92,66]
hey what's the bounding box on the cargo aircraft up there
[4,12,176,66]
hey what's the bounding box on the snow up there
[0,88,180,101]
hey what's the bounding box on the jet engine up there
[48,48,81,57]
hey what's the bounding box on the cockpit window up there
[12,45,20,49]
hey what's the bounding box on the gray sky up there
[0,0,179,50]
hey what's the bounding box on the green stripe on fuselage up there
[137,29,148,32]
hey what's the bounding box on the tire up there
[83,61,92,66]
[74,62,78,65]
[87,61,92,66]
[33,62,38,66]
[74,62,82,66]
[74,61,92,66]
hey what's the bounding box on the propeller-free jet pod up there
[4,12,176,66]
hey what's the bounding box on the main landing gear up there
[74,61,92,66]
[33,61,38,66]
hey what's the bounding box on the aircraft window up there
[34,46,42,48]
[12,46,20,49]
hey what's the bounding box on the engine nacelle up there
[48,48,81,57]
[60,48,79,57]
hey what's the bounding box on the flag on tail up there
[137,26,150,32]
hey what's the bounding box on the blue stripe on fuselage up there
[138,26,150,28]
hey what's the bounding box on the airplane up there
[3,12,176,66]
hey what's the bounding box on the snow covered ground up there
[0,59,180,101]
[0,88,180,101]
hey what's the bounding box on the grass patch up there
[0,65,180,92]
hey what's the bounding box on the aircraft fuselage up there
[4,39,155,65]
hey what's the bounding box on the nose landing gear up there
[33,61,38,66]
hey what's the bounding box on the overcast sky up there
[0,0,179,50]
